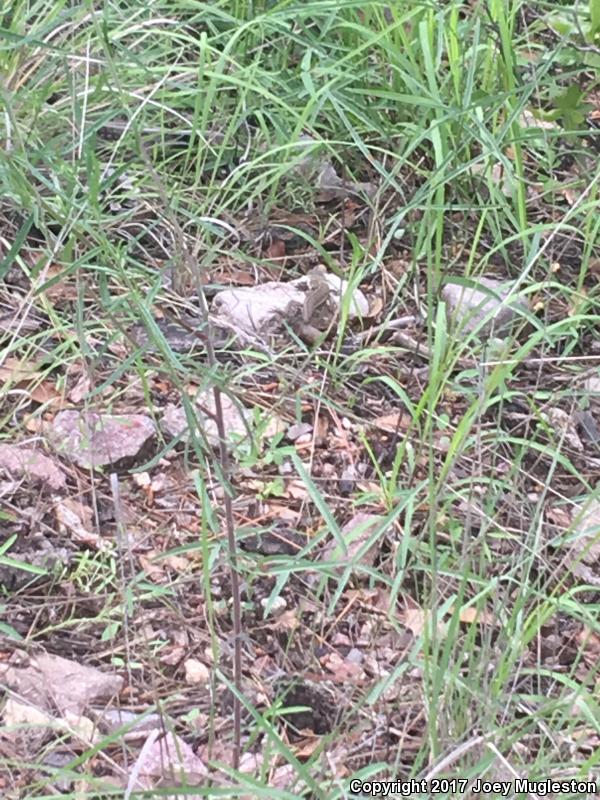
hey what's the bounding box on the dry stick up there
[138,139,243,768]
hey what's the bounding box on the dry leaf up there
[546,506,572,529]
[456,606,496,625]
[400,606,447,638]
[162,554,190,572]
[344,586,391,612]
[367,295,384,317]
[32,385,62,407]
[589,258,600,280]
[139,551,166,582]
[570,500,600,566]
[68,374,92,404]
[38,263,79,301]
[55,499,107,550]
[0,358,62,407]
[272,609,299,632]
[0,357,40,383]
[320,513,383,572]
[320,651,363,682]
[292,734,322,759]
[159,646,186,666]
[286,480,308,500]
[266,240,286,260]
[370,411,412,433]
[562,187,579,206]
[576,625,600,663]
[401,608,427,636]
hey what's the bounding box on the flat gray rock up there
[48,410,155,469]
[160,390,249,445]
[442,277,526,339]
[1,651,123,717]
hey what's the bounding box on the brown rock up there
[48,410,155,469]
[0,444,66,490]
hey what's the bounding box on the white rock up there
[260,595,287,615]
[584,372,600,399]
[212,281,305,333]
[286,422,313,441]
[346,647,364,665]
[184,658,210,686]
[315,271,369,317]
[212,269,368,337]
[161,391,248,445]
[442,277,527,339]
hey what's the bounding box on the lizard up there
[283,266,336,345]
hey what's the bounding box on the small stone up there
[286,422,313,441]
[437,435,452,452]
[346,647,364,665]
[133,471,151,488]
[184,658,210,686]
[278,460,294,475]
[260,595,287,615]
[339,464,357,495]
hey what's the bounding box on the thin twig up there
[356,314,420,343]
